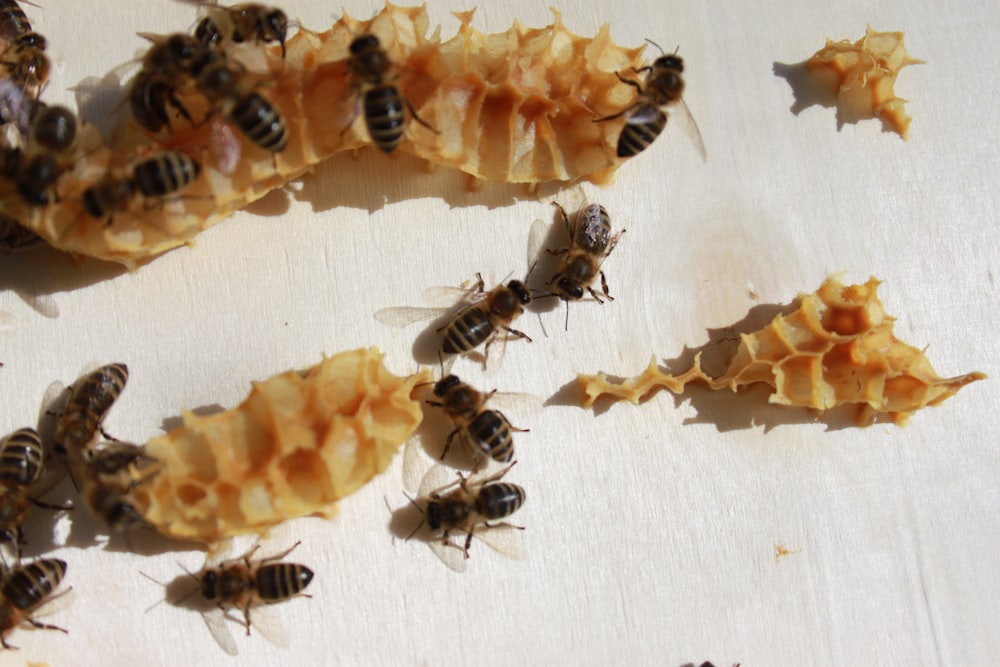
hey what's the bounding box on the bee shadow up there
[160,403,228,433]
[549,299,875,432]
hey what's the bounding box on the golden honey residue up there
[578,276,986,425]
[9,4,647,267]
[132,348,431,543]
[806,26,923,138]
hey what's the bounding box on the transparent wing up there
[670,98,707,162]
[427,535,469,573]
[485,391,544,424]
[401,434,430,493]
[527,218,550,268]
[245,602,290,649]
[417,462,461,499]
[474,523,526,561]
[374,305,449,328]
[202,607,240,656]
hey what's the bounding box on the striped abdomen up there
[1,558,66,611]
[617,105,666,158]
[467,409,514,462]
[0,427,43,486]
[134,151,201,197]
[55,363,129,453]
[0,1,31,41]
[255,563,314,602]
[475,482,525,521]
[230,93,288,152]
[441,307,493,354]
[363,85,405,153]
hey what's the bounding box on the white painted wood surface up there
[1,1,997,665]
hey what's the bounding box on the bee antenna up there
[404,518,426,542]
[563,300,570,332]
[644,38,666,55]
[402,490,425,515]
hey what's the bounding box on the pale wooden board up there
[1,1,998,666]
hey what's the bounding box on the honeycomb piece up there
[578,277,986,425]
[10,4,646,267]
[132,348,432,543]
[806,26,923,138]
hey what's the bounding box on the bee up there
[439,273,534,358]
[543,202,623,304]
[407,463,525,569]
[426,374,528,466]
[593,48,699,158]
[128,32,212,133]
[0,557,69,650]
[0,1,48,97]
[195,58,287,151]
[344,33,436,153]
[191,541,314,647]
[0,146,60,206]
[0,427,69,559]
[53,363,129,456]
[186,1,289,58]
[81,151,202,222]
[28,104,77,153]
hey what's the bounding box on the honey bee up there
[128,32,212,133]
[407,463,525,570]
[0,557,69,650]
[81,151,202,222]
[195,58,287,152]
[376,273,535,371]
[0,427,69,560]
[0,1,48,97]
[53,363,129,456]
[344,33,437,153]
[543,202,624,304]
[186,541,313,653]
[27,103,77,153]
[426,374,528,466]
[185,1,289,58]
[594,46,703,159]
[0,146,60,206]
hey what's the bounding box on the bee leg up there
[260,540,302,563]
[30,498,73,512]
[404,97,439,134]
[497,411,528,435]
[552,201,573,237]
[26,617,69,635]
[462,528,475,558]
[243,603,253,636]
[1,636,18,650]
[439,429,459,460]
[500,326,531,344]
[599,270,614,301]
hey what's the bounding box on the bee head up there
[350,34,380,54]
[433,374,461,397]
[508,280,533,305]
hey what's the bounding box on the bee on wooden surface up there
[407,463,525,570]
[81,151,202,222]
[53,363,129,456]
[128,32,213,133]
[426,374,527,466]
[185,1,289,58]
[344,33,437,153]
[0,557,69,650]
[195,58,287,151]
[0,1,48,98]
[376,273,535,372]
[540,202,624,306]
[0,427,69,560]
[594,46,704,159]
[183,541,313,653]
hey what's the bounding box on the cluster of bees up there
[0,0,693,655]
[0,0,691,254]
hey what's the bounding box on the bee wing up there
[202,607,240,656]
[671,98,707,162]
[416,462,461,499]
[474,523,526,561]
[246,602,290,650]
[28,585,77,621]
[374,305,449,328]
[401,434,431,493]
[527,218,550,268]
[486,392,544,423]
[427,536,469,573]
[421,284,478,308]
